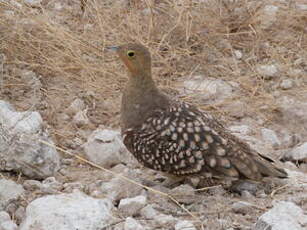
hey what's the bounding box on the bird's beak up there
[105,46,119,52]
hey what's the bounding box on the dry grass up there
[0,1,306,228]
[0,0,306,121]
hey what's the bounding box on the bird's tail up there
[253,153,288,178]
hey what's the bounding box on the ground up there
[0,0,307,229]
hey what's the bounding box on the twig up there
[39,139,206,230]
[270,184,289,198]
[194,185,221,192]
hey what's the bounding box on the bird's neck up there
[121,73,169,132]
[129,72,156,92]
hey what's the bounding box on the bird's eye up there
[127,50,135,58]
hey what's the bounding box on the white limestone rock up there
[124,217,143,230]
[19,191,114,230]
[83,129,128,168]
[254,201,307,230]
[0,101,60,179]
[0,211,17,230]
[0,179,24,211]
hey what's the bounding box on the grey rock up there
[0,100,42,134]
[118,195,147,216]
[0,179,24,211]
[19,191,114,230]
[0,211,17,230]
[282,142,307,162]
[183,76,233,103]
[83,129,128,168]
[175,220,197,230]
[231,201,254,214]
[261,128,281,148]
[124,217,143,230]
[0,101,60,179]
[254,201,307,230]
[257,64,279,79]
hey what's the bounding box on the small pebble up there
[234,50,243,59]
[60,158,75,166]
[66,98,85,115]
[124,217,143,230]
[175,220,197,230]
[280,79,294,90]
[119,195,147,217]
[231,201,254,214]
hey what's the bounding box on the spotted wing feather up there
[122,101,287,180]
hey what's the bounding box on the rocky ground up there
[0,0,307,229]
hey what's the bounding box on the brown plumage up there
[112,43,287,181]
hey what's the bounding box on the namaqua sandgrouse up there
[111,43,287,181]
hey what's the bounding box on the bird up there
[110,43,287,182]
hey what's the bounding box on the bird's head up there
[108,43,152,77]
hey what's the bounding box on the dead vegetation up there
[0,0,306,137]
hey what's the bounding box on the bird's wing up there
[123,101,286,180]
